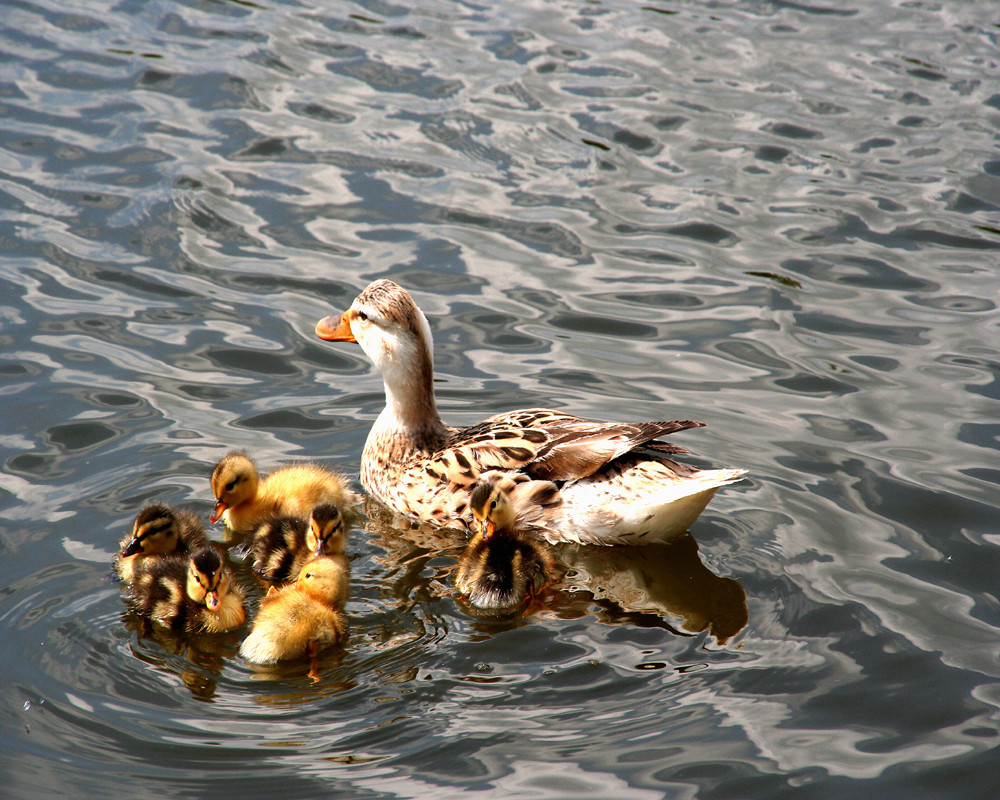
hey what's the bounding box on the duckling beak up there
[481,519,496,541]
[119,538,142,558]
[313,539,325,557]
[209,500,227,524]
[205,590,221,611]
[315,311,356,342]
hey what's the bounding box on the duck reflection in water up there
[560,532,748,645]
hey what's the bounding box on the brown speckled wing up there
[449,409,706,482]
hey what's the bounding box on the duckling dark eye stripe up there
[137,519,172,540]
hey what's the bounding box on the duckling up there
[209,450,358,535]
[115,503,209,583]
[250,503,349,585]
[455,475,555,611]
[127,547,246,634]
[315,279,745,544]
[239,556,349,667]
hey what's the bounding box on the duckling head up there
[469,480,518,540]
[186,548,230,611]
[305,504,347,557]
[121,503,180,557]
[210,451,259,524]
[295,557,346,605]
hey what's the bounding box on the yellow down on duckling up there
[240,556,348,666]
[210,450,357,535]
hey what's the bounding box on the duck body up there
[456,475,555,610]
[115,503,209,583]
[127,548,246,634]
[210,451,358,535]
[239,556,349,664]
[315,279,745,545]
[250,504,348,585]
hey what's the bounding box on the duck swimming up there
[315,279,744,545]
[455,474,556,610]
[210,450,358,535]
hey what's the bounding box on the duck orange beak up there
[209,500,227,524]
[206,591,221,611]
[481,519,496,541]
[315,311,355,342]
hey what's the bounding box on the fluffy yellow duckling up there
[250,503,349,585]
[455,475,555,611]
[315,279,745,545]
[239,556,349,666]
[209,450,358,535]
[127,547,246,634]
[115,503,208,583]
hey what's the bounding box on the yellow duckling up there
[315,279,746,545]
[128,548,246,634]
[115,503,208,583]
[239,556,349,666]
[250,503,349,585]
[209,450,358,535]
[455,475,555,611]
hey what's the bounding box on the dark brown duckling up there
[115,503,208,583]
[127,547,246,634]
[455,477,554,611]
[249,504,349,585]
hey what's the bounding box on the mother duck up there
[315,280,744,545]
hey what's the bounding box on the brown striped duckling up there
[239,556,348,668]
[115,503,208,583]
[127,547,246,634]
[209,450,358,535]
[455,475,555,611]
[315,279,745,545]
[250,503,349,585]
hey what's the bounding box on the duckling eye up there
[490,500,497,510]
[225,480,236,492]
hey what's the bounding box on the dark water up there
[2,0,999,797]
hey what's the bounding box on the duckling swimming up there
[210,450,358,535]
[239,556,349,667]
[455,475,555,611]
[250,503,348,585]
[127,547,246,634]
[115,503,208,583]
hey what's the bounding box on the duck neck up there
[370,341,449,451]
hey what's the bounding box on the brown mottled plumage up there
[127,548,245,634]
[115,503,209,583]
[455,475,555,610]
[250,503,349,585]
[210,450,358,535]
[240,556,348,665]
[315,279,745,545]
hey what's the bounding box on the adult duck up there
[315,279,744,545]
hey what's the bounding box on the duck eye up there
[356,311,368,321]
[490,500,497,510]
[225,480,236,492]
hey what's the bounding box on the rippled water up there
[2,0,1000,797]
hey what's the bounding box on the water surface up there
[2,1,1000,798]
